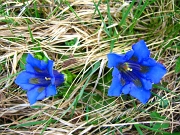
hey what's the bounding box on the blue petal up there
[33,85,57,102]
[141,58,157,66]
[26,63,48,75]
[25,64,36,74]
[121,77,152,94]
[47,60,55,84]
[125,50,134,60]
[108,76,122,96]
[26,54,47,70]
[27,86,41,105]
[143,63,166,83]
[121,83,132,94]
[47,60,54,77]
[36,90,46,100]
[141,78,152,90]
[107,51,133,68]
[129,84,151,104]
[15,71,36,90]
[132,40,150,62]
[18,84,36,91]
[53,70,64,86]
[107,53,125,68]
[46,85,57,97]
[112,67,120,77]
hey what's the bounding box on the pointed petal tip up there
[129,86,151,104]
[46,85,57,97]
[107,53,126,68]
[143,63,167,84]
[108,76,123,97]
[28,97,37,105]
[26,53,47,70]
[26,87,40,105]
[132,40,150,62]
[47,60,54,78]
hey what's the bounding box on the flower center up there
[118,62,149,73]
[29,77,51,86]
[122,63,133,72]
[117,62,144,87]
[45,77,51,80]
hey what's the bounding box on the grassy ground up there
[0,0,180,134]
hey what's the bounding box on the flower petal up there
[45,85,57,97]
[108,75,123,96]
[18,84,36,91]
[107,53,125,68]
[36,90,46,100]
[53,70,64,86]
[15,70,51,88]
[26,63,48,75]
[125,50,134,60]
[141,58,157,66]
[129,83,151,104]
[143,63,166,83]
[47,60,54,77]
[121,83,132,94]
[47,60,55,84]
[141,78,152,90]
[107,51,133,68]
[132,40,150,62]
[27,86,41,105]
[15,71,36,90]
[26,54,47,70]
[112,67,120,77]
[25,64,36,74]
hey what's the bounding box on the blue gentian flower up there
[107,40,167,104]
[15,54,64,105]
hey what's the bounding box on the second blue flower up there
[107,40,167,104]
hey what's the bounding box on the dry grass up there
[0,0,180,134]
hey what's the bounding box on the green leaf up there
[150,112,161,120]
[58,85,75,99]
[34,52,48,62]
[65,38,78,46]
[134,124,143,135]
[10,120,47,128]
[0,64,2,72]
[35,53,43,60]
[0,61,5,72]
[152,123,169,130]
[42,55,48,62]
[150,112,170,130]
[164,133,180,135]
[175,57,180,73]
[139,124,169,134]
[160,99,169,108]
[19,54,28,70]
[62,70,77,84]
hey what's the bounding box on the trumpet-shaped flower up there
[15,54,64,105]
[107,40,166,104]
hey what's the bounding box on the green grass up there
[0,0,180,134]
